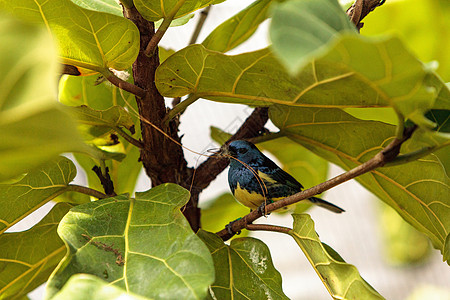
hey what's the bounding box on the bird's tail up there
[308,197,345,213]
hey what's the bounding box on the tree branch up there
[92,165,117,196]
[216,124,418,240]
[144,0,187,57]
[346,0,386,31]
[102,69,147,98]
[66,184,108,199]
[114,126,144,148]
[245,224,291,234]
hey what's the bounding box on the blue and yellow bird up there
[226,140,344,213]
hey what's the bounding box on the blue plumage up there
[227,140,344,213]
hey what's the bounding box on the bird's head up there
[226,140,262,166]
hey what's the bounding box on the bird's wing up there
[260,156,304,190]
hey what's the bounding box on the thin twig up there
[246,224,291,234]
[144,0,188,57]
[165,95,199,123]
[66,184,108,199]
[114,126,144,148]
[92,166,117,196]
[103,69,146,98]
[217,125,418,240]
[189,6,211,45]
[346,0,386,31]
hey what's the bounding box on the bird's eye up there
[237,148,248,154]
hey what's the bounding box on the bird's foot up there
[257,200,274,216]
[226,218,242,235]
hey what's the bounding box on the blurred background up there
[9,0,450,299]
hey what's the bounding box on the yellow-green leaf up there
[134,0,215,22]
[0,0,139,74]
[197,230,289,300]
[270,106,450,257]
[0,14,84,181]
[0,203,72,299]
[53,274,150,300]
[45,184,214,300]
[0,157,76,233]
[290,214,384,299]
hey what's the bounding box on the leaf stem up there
[66,184,108,199]
[386,142,450,166]
[114,126,144,148]
[394,109,405,140]
[189,6,211,45]
[164,94,199,123]
[102,69,146,98]
[144,0,187,57]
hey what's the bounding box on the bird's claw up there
[257,200,273,216]
[226,218,242,235]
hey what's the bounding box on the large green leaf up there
[156,36,449,128]
[269,0,357,73]
[197,230,289,300]
[45,184,214,300]
[52,274,150,300]
[362,0,450,81]
[202,0,276,53]
[70,105,135,132]
[270,106,450,256]
[59,74,142,194]
[0,203,72,299]
[0,15,84,181]
[0,0,139,74]
[0,157,76,234]
[289,214,384,299]
[134,0,216,22]
[69,0,123,16]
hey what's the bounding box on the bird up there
[226,140,344,214]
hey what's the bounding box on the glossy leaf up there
[0,203,72,299]
[200,193,249,236]
[202,0,275,53]
[0,0,140,74]
[270,0,357,73]
[134,0,216,22]
[289,214,384,299]
[0,15,84,181]
[156,36,449,128]
[197,230,288,300]
[270,106,450,256]
[52,274,150,300]
[45,184,214,300]
[0,157,76,234]
[59,74,142,194]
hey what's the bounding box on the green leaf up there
[45,184,214,300]
[202,0,275,53]
[0,157,76,234]
[362,0,450,81]
[69,0,123,16]
[199,193,249,236]
[197,230,289,300]
[52,274,150,300]
[0,15,84,181]
[0,203,72,299]
[70,105,135,133]
[156,36,449,128]
[0,0,139,74]
[269,0,357,73]
[59,74,142,194]
[289,214,384,299]
[270,106,450,256]
[134,0,216,22]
